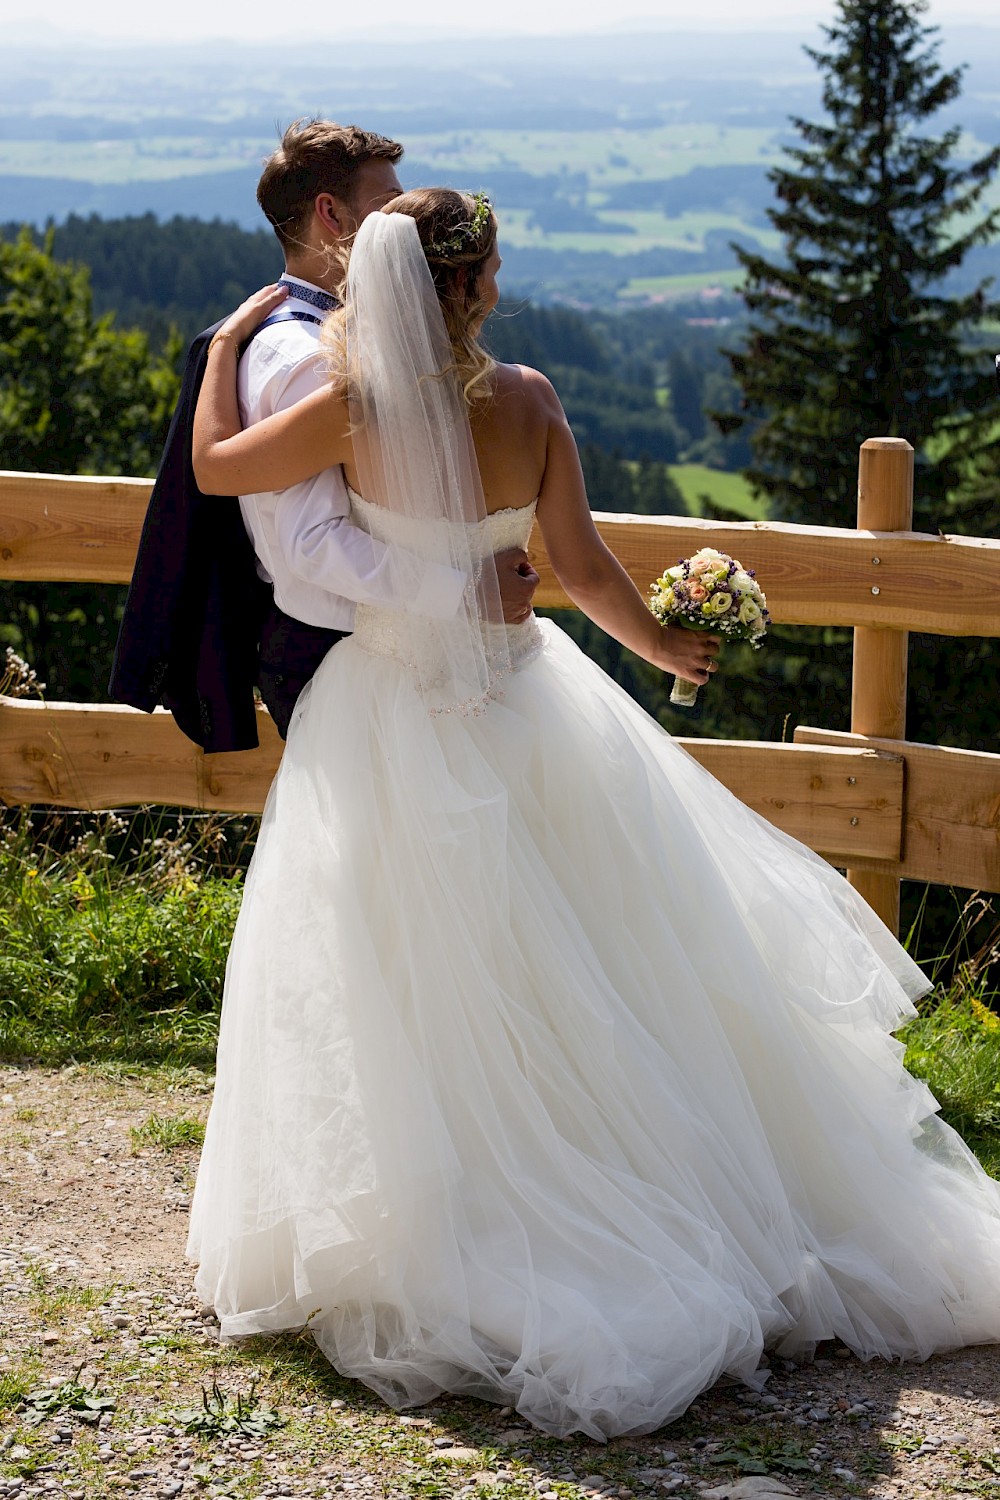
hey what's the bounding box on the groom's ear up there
[315,192,351,240]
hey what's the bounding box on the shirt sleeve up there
[266,349,470,620]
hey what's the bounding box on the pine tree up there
[720,0,1000,532]
[713,1,1000,969]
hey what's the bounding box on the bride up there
[187,188,1000,1441]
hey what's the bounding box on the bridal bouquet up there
[649,547,770,706]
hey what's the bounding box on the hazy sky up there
[2,0,998,43]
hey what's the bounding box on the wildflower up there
[971,996,1000,1032]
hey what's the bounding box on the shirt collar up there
[278,274,339,313]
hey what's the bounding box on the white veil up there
[345,210,511,715]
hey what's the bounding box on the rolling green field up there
[499,211,780,259]
[4,27,1000,314]
[0,123,779,189]
[0,138,267,183]
[668,463,768,519]
[0,120,781,304]
[622,268,747,300]
[407,123,780,182]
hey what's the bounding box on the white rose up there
[738,598,761,625]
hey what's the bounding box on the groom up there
[111,119,539,751]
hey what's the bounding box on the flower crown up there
[426,192,493,258]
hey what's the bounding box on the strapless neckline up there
[344,486,544,683]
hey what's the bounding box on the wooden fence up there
[1,437,998,935]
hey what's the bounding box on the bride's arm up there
[192,285,354,495]
[532,371,719,686]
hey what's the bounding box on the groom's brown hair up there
[257,119,404,250]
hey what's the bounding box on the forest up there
[1,210,750,470]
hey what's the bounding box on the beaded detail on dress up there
[349,490,544,677]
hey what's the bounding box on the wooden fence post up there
[847,437,913,934]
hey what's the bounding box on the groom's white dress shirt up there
[236,274,468,630]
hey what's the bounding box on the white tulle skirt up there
[188,621,1000,1439]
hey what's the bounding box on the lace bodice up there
[348,490,544,677]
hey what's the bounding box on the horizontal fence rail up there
[1,438,998,934]
[0,695,905,867]
[2,469,1000,636]
[795,727,1000,893]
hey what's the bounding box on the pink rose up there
[688,583,708,602]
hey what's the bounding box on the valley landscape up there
[3,26,999,305]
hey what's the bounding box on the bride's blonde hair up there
[323,187,499,407]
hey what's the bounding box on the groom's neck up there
[282,249,340,295]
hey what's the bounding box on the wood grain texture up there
[851,438,913,742]
[795,726,1000,893]
[0,472,150,583]
[1,472,999,637]
[528,515,1000,635]
[846,439,915,931]
[0,697,282,814]
[0,696,903,863]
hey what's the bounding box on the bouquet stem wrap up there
[670,676,701,708]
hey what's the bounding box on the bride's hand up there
[209,283,290,351]
[657,626,722,685]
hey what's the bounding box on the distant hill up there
[0,170,263,228]
[3,28,998,306]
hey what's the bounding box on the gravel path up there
[2,1064,1000,1500]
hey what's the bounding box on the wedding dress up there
[187,215,1000,1441]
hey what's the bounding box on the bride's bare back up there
[471,364,551,514]
[336,362,548,515]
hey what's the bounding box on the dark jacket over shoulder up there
[109,322,272,753]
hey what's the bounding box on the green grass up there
[0,807,242,1067]
[0,1357,44,1416]
[130,1111,206,1153]
[897,895,1000,1176]
[598,208,781,252]
[667,463,768,519]
[19,1256,120,1322]
[29,1280,119,1322]
[0,122,779,193]
[901,988,1000,1177]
